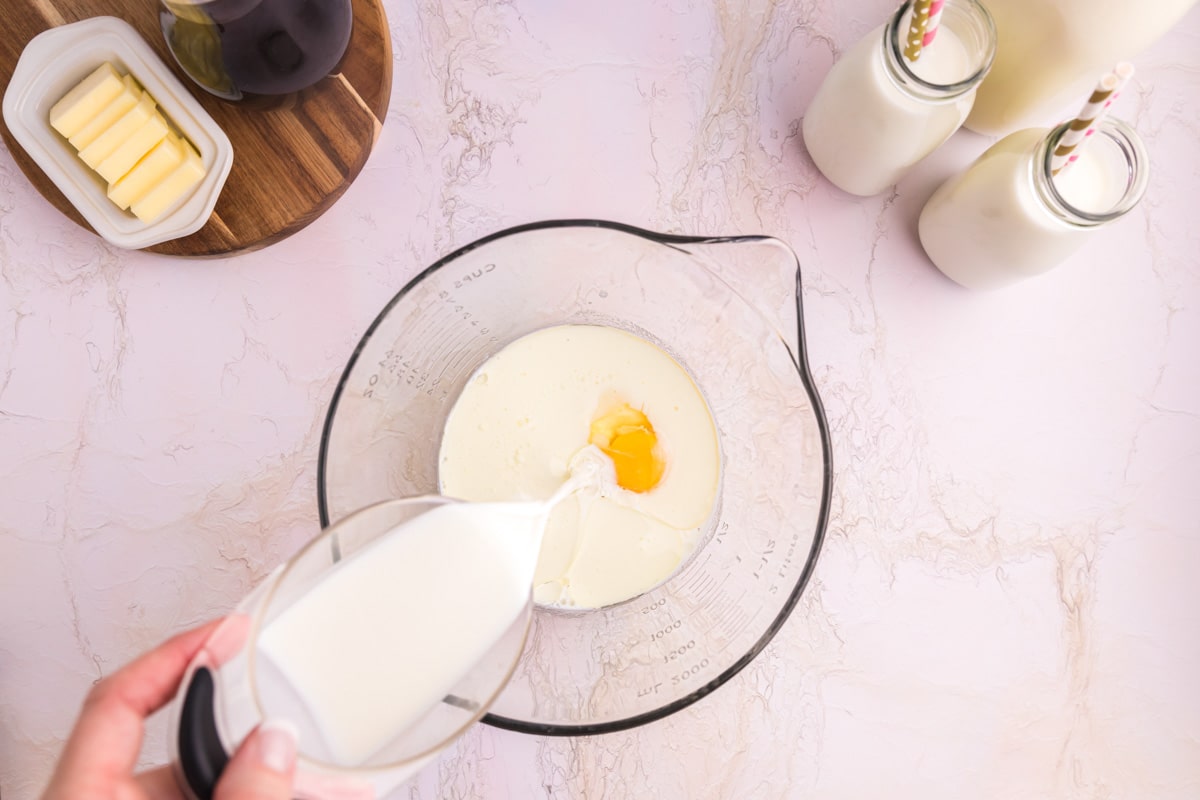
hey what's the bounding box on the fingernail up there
[257,719,298,774]
[202,614,252,667]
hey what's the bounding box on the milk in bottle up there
[918,118,1149,289]
[966,0,1198,135]
[802,0,996,196]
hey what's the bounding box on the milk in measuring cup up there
[917,118,1149,289]
[254,501,545,766]
[184,455,624,794]
[802,0,996,196]
[966,0,1198,135]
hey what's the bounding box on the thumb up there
[214,720,298,800]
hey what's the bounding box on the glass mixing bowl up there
[318,220,831,735]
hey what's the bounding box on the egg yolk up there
[588,403,666,493]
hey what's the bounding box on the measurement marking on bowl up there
[662,639,697,663]
[707,590,746,627]
[422,327,472,371]
[715,606,752,641]
[691,573,728,610]
[647,618,684,644]
[679,558,717,593]
[636,682,663,699]
[365,353,444,399]
[436,288,499,337]
[669,658,711,687]
[684,572,717,597]
[766,529,807,594]
[366,345,458,399]
[444,342,482,379]
[777,528,803,570]
[449,262,496,290]
[639,597,668,615]
[684,590,753,646]
[750,538,777,580]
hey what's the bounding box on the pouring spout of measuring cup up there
[169,495,550,800]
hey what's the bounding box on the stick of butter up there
[78,91,156,170]
[68,75,141,150]
[131,142,205,222]
[51,61,209,225]
[96,111,169,184]
[107,133,186,210]
[49,63,124,138]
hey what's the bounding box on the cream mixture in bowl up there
[438,324,721,609]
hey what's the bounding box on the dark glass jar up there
[160,0,353,103]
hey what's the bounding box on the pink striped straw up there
[1050,62,1135,175]
[922,0,945,46]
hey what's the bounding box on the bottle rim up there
[1035,118,1150,226]
[883,0,997,101]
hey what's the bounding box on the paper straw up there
[922,0,945,46]
[1050,62,1135,175]
[904,0,934,62]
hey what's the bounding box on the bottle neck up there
[882,0,996,102]
[1032,119,1150,228]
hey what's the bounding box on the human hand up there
[42,618,297,800]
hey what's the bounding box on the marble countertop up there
[2,1,1198,797]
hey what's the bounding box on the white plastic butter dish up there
[2,16,233,250]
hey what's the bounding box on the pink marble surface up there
[2,1,1199,798]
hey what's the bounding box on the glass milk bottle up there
[918,118,1148,289]
[966,0,1198,135]
[802,0,996,196]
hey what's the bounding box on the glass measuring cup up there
[319,220,833,734]
[169,497,534,799]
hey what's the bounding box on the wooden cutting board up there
[0,0,391,257]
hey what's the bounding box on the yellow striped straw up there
[905,0,935,62]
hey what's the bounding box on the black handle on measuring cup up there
[178,666,230,800]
